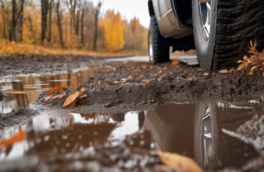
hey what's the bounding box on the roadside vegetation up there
[0,0,148,55]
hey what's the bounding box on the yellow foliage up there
[101,10,125,52]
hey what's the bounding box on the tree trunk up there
[41,0,49,41]
[18,2,23,42]
[81,7,84,46]
[56,1,63,47]
[76,9,79,35]
[93,2,101,50]
[12,0,17,42]
[0,1,7,39]
[47,0,53,42]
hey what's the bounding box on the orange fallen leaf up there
[52,93,66,99]
[66,100,77,108]
[153,71,162,77]
[45,95,53,102]
[131,75,139,78]
[141,65,147,71]
[158,150,204,172]
[219,69,229,74]
[188,77,193,81]
[142,79,151,83]
[229,69,234,73]
[176,75,187,78]
[139,74,145,78]
[113,81,120,84]
[150,65,154,69]
[78,87,86,96]
[172,60,180,66]
[63,92,80,108]
[0,129,26,147]
[100,81,113,87]
[48,86,67,95]
[79,94,87,99]
[135,67,140,72]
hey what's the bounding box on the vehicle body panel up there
[151,0,193,39]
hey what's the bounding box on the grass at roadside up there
[0,39,146,57]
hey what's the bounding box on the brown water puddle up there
[0,69,264,171]
[0,101,263,171]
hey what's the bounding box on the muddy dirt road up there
[1,55,264,172]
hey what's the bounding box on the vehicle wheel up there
[148,16,170,64]
[192,0,264,71]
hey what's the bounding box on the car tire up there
[192,0,264,71]
[148,16,170,64]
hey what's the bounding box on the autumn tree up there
[101,10,125,52]
[56,0,63,47]
[93,1,101,50]
[11,0,24,42]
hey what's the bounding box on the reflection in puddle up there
[0,69,98,112]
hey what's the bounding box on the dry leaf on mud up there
[142,79,151,83]
[203,73,209,76]
[172,60,180,66]
[150,65,154,69]
[45,95,53,102]
[48,86,66,95]
[135,67,140,72]
[113,81,120,84]
[219,69,229,74]
[52,93,66,99]
[0,129,26,147]
[175,75,187,78]
[158,150,204,172]
[141,65,147,71]
[131,75,139,78]
[79,94,87,99]
[99,81,113,87]
[63,92,80,108]
[153,71,162,77]
[78,87,86,96]
[229,69,234,73]
[188,77,193,81]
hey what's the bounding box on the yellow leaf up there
[238,62,247,71]
[158,150,204,172]
[79,94,87,99]
[142,79,151,83]
[78,87,86,96]
[219,69,229,74]
[237,60,244,63]
[188,77,192,81]
[113,81,120,84]
[141,65,147,71]
[243,55,249,61]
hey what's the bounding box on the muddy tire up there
[148,16,170,64]
[192,0,264,71]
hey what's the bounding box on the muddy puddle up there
[1,67,264,171]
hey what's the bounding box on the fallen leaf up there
[131,75,139,78]
[66,100,77,108]
[52,93,66,99]
[79,94,87,99]
[175,75,187,78]
[113,81,120,84]
[203,73,209,76]
[99,81,113,87]
[45,95,53,102]
[48,86,66,95]
[150,65,154,69]
[237,60,243,63]
[188,77,193,81]
[158,149,204,172]
[135,67,140,72]
[142,79,151,83]
[229,69,234,73]
[139,74,145,78]
[141,65,147,71]
[153,71,162,77]
[172,60,180,66]
[63,92,80,108]
[219,69,229,74]
[78,87,86,96]
[0,129,26,147]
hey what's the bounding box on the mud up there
[35,61,264,113]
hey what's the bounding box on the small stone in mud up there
[104,102,114,107]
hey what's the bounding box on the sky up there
[91,0,150,28]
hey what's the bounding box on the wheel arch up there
[171,0,193,27]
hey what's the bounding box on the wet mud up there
[1,56,264,171]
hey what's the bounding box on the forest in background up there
[0,0,148,54]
